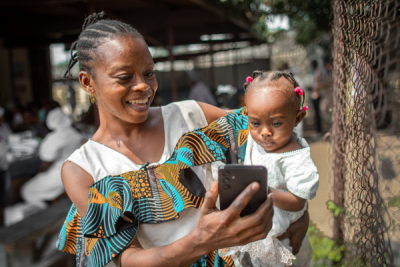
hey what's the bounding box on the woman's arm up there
[277,210,309,255]
[197,102,230,124]
[114,182,274,267]
[270,188,306,212]
[61,161,94,217]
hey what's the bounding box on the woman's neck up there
[93,107,160,143]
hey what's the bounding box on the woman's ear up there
[294,110,306,126]
[79,71,94,94]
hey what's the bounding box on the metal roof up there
[0,0,255,48]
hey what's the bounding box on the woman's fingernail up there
[211,182,217,190]
[252,182,259,190]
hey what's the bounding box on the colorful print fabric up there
[57,108,248,267]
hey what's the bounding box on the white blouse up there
[67,100,213,249]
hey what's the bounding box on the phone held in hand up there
[218,164,267,217]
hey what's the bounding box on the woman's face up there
[88,35,158,124]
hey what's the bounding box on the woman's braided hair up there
[64,12,144,78]
[243,70,306,110]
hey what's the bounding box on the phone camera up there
[223,184,231,190]
[223,178,230,183]
[222,171,230,177]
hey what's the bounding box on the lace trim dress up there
[217,132,319,267]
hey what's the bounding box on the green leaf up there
[326,200,345,218]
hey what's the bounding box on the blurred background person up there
[188,71,217,106]
[320,57,333,125]
[311,60,323,138]
[20,107,84,207]
[11,103,24,132]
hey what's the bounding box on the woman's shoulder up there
[68,139,92,159]
[66,140,94,175]
[162,100,201,113]
[162,100,208,130]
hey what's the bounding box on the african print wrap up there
[57,108,249,267]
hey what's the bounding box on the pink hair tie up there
[294,87,304,96]
[302,106,309,111]
[246,76,253,83]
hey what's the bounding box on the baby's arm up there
[270,188,306,212]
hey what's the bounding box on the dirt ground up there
[307,136,400,265]
[307,139,334,238]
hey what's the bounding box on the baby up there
[218,70,319,267]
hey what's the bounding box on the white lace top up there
[245,132,319,201]
[218,132,319,267]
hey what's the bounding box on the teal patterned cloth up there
[57,108,249,267]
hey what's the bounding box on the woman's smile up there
[126,96,151,112]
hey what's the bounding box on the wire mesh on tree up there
[331,0,399,266]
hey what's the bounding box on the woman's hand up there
[192,181,274,254]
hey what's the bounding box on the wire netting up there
[331,0,400,266]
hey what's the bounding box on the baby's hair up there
[244,70,306,111]
[64,12,144,78]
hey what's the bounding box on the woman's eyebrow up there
[110,65,132,72]
[110,63,155,73]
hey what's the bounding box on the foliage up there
[308,223,346,266]
[326,200,345,218]
[388,195,400,207]
[213,0,332,47]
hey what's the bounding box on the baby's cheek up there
[249,129,259,141]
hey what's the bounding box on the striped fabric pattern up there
[57,108,249,267]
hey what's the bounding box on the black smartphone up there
[218,164,267,217]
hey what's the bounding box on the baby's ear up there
[294,110,306,126]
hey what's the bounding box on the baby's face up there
[246,87,299,153]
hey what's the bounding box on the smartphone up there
[218,164,267,217]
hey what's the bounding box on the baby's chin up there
[257,141,280,152]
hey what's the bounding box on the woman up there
[59,12,308,267]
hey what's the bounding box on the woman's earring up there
[90,91,96,104]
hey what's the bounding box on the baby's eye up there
[272,122,282,127]
[251,122,260,127]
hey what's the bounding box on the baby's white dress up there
[216,132,319,267]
